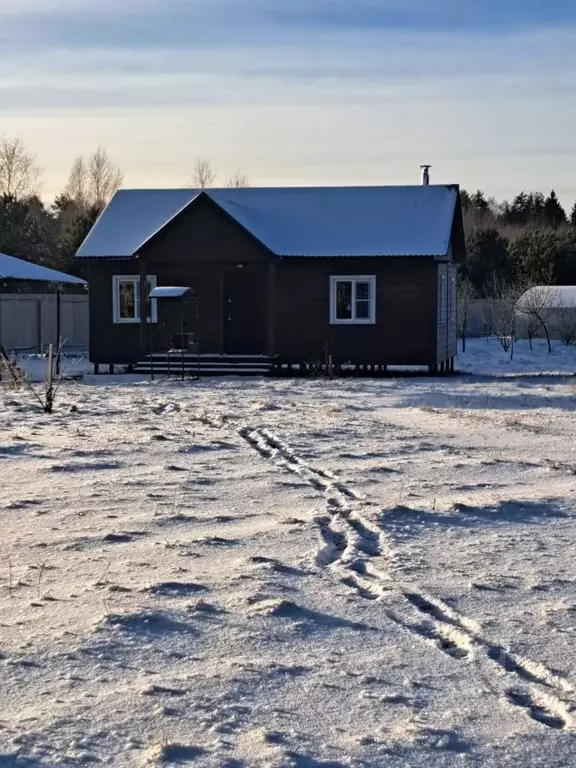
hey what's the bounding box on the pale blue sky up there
[1,0,575,206]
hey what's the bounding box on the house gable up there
[139,193,272,266]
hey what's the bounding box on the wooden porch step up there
[132,352,275,377]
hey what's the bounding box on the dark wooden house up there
[77,185,465,375]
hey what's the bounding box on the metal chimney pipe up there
[420,165,431,186]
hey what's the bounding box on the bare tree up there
[520,303,541,351]
[225,172,250,188]
[88,147,123,210]
[192,158,217,189]
[0,136,41,198]
[64,156,89,210]
[456,276,475,353]
[64,147,123,211]
[516,286,556,354]
[484,276,523,359]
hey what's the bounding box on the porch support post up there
[267,260,277,358]
[138,255,147,357]
[55,288,62,375]
[219,272,225,354]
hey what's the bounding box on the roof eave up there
[278,252,449,258]
[76,253,137,260]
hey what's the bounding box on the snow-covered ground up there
[1,351,576,766]
[9,337,575,384]
[457,338,576,377]
[8,353,92,384]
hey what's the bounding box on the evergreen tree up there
[509,230,557,285]
[501,192,548,226]
[543,190,567,228]
[0,195,53,266]
[570,200,576,227]
[461,189,492,226]
[460,189,471,209]
[553,229,576,284]
[469,190,490,215]
[504,192,531,225]
[53,202,100,276]
[465,227,511,294]
[528,192,546,224]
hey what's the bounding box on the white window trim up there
[330,275,376,325]
[113,275,158,324]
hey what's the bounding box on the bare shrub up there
[484,276,524,358]
[0,351,24,388]
[225,172,250,188]
[14,344,63,414]
[516,286,557,354]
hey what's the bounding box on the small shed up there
[0,252,87,356]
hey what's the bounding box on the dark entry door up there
[223,269,267,354]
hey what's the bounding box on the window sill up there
[113,318,157,324]
[330,319,376,326]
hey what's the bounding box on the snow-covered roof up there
[0,252,86,285]
[77,189,201,259]
[517,286,576,310]
[76,185,459,259]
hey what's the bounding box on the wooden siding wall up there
[142,195,269,356]
[274,258,439,366]
[87,259,142,364]
[435,263,457,364]
[448,265,458,359]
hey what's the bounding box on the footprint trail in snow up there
[238,424,576,733]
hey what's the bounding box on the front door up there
[223,268,267,354]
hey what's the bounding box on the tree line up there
[1,133,575,292]
[0,138,247,283]
[461,189,576,296]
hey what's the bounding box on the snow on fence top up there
[0,252,86,285]
[76,185,459,260]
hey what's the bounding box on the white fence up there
[467,300,492,336]
[0,294,88,352]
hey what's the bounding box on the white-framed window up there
[330,276,376,325]
[112,275,158,324]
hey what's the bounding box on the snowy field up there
[1,354,576,765]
